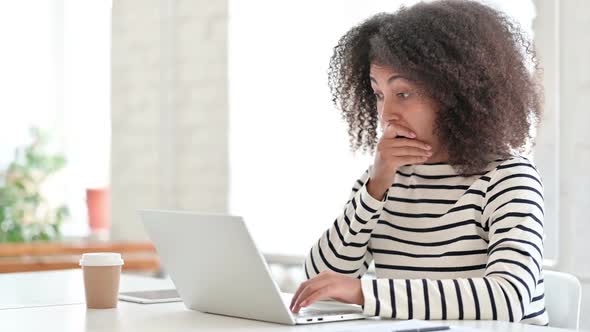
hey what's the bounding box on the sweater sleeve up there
[360,158,545,322]
[304,166,387,279]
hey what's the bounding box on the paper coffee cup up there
[80,253,124,309]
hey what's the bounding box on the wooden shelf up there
[0,241,159,274]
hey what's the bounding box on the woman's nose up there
[381,112,400,124]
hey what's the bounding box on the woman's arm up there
[361,160,545,322]
[304,122,431,280]
[303,167,388,280]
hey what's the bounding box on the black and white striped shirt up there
[304,155,547,325]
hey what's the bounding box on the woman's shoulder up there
[485,154,544,192]
[488,154,541,174]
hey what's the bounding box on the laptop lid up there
[139,209,296,325]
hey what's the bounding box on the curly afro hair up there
[328,0,543,175]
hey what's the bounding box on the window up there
[0,0,111,237]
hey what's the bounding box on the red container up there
[86,188,110,231]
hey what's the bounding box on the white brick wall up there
[534,0,590,327]
[532,0,560,263]
[111,0,228,241]
[555,0,590,326]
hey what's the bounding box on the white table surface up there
[0,270,578,332]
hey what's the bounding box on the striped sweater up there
[304,155,547,325]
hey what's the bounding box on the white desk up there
[0,270,576,332]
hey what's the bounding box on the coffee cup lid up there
[79,253,124,266]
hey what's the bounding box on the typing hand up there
[289,270,363,313]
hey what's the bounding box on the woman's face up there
[369,63,448,163]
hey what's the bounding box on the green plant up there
[0,127,69,242]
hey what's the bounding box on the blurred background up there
[0,0,588,327]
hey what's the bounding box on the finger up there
[290,272,330,309]
[291,278,333,312]
[291,278,331,312]
[397,155,430,166]
[383,122,416,139]
[387,146,433,157]
[380,137,431,151]
[296,285,333,313]
[290,281,309,310]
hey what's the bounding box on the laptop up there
[139,209,369,325]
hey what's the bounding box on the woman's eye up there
[373,92,408,100]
